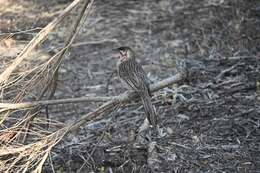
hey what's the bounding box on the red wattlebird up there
[115,46,158,126]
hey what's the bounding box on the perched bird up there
[115,46,158,126]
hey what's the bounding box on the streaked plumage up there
[116,47,157,126]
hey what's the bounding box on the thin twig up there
[0,96,113,109]
[215,63,241,81]
[170,141,191,149]
[0,27,43,36]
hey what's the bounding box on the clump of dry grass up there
[0,126,67,173]
[0,0,94,172]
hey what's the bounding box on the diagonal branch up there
[68,73,184,132]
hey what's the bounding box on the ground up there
[0,0,259,172]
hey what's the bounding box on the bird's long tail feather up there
[140,91,158,126]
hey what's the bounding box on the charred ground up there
[0,0,259,172]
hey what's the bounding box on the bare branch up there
[0,96,113,109]
[0,73,183,111]
[68,73,184,132]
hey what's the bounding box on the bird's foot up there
[156,126,167,138]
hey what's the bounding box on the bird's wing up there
[118,66,139,91]
[134,63,150,88]
[133,63,150,92]
[118,60,150,93]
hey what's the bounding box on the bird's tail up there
[140,91,158,126]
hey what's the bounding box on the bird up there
[115,46,158,126]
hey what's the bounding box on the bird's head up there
[115,46,135,61]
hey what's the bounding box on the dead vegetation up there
[0,0,259,172]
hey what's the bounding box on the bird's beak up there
[112,48,124,57]
[112,48,118,52]
[111,48,121,58]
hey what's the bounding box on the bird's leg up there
[147,87,152,97]
[138,118,150,133]
[136,118,151,144]
[136,119,164,144]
